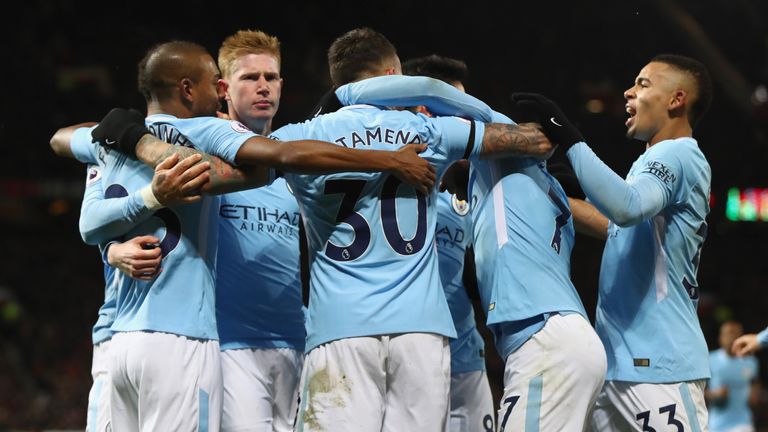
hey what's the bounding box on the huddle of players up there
[51,25,716,432]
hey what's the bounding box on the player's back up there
[468,113,587,345]
[73,115,252,340]
[597,137,711,382]
[435,191,486,374]
[271,105,482,351]
[470,158,587,336]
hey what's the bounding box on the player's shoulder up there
[270,121,306,141]
[647,137,710,179]
[649,137,706,161]
[151,114,242,132]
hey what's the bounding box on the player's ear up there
[668,89,687,117]
[180,77,195,102]
[218,79,230,101]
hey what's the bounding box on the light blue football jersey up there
[271,105,484,351]
[708,348,758,431]
[435,191,485,374]
[335,79,589,359]
[80,164,118,345]
[470,155,588,359]
[70,114,255,340]
[216,177,305,351]
[587,138,711,382]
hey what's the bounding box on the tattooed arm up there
[135,135,267,195]
[135,133,437,195]
[479,122,554,159]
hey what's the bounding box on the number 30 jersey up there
[70,114,254,340]
[271,105,484,351]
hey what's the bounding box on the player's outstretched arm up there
[96,108,437,194]
[50,122,97,158]
[130,134,268,195]
[478,122,554,159]
[234,137,436,195]
[733,331,768,357]
[335,75,494,121]
[568,198,609,240]
[510,93,669,226]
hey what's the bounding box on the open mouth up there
[625,105,636,128]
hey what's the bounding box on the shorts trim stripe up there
[198,389,209,432]
[678,383,701,432]
[87,378,103,432]
[525,374,543,432]
[296,378,310,431]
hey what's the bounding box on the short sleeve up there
[428,117,485,163]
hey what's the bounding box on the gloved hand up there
[91,108,149,158]
[548,161,585,200]
[509,93,585,150]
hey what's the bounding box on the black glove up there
[509,93,585,151]
[548,162,585,200]
[91,108,149,158]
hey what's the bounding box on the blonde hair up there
[218,30,281,79]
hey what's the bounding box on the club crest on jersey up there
[230,120,251,133]
[451,195,470,216]
[85,166,102,186]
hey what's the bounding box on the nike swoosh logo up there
[550,117,563,127]
[105,139,116,145]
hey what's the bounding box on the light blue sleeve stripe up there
[525,374,543,432]
[198,388,209,432]
[86,378,103,432]
[678,383,702,432]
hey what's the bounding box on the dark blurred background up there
[1,0,767,429]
